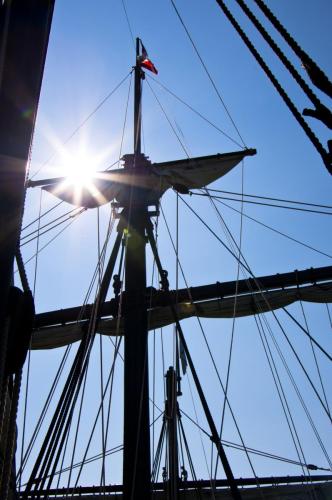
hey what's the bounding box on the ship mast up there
[122,37,151,499]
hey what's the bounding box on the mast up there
[134,37,142,154]
[123,37,151,500]
[165,367,179,499]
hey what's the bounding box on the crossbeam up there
[18,474,332,498]
[34,265,332,329]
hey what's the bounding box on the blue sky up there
[17,0,332,489]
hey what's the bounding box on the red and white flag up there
[139,42,158,74]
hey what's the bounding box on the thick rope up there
[253,0,332,98]
[235,0,329,113]
[214,0,331,174]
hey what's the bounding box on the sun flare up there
[48,147,111,207]
[59,151,97,188]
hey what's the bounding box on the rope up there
[215,198,332,259]
[282,308,332,363]
[253,0,332,96]
[215,161,244,480]
[117,72,133,167]
[214,0,331,174]
[179,195,251,274]
[197,193,266,493]
[17,346,72,483]
[257,312,325,499]
[264,311,332,469]
[20,445,123,486]
[191,191,332,216]
[121,0,135,48]
[159,202,259,485]
[188,188,332,471]
[28,72,132,180]
[327,304,332,329]
[25,225,123,491]
[0,370,23,500]
[19,190,43,490]
[170,0,247,147]
[146,75,243,148]
[299,301,331,416]
[185,374,216,496]
[20,208,85,247]
[254,314,314,479]
[273,312,332,423]
[71,338,123,488]
[235,0,328,112]
[64,358,90,492]
[206,188,332,211]
[97,209,106,490]
[20,206,84,242]
[21,200,63,232]
[146,78,190,157]
[16,217,80,272]
[181,408,330,471]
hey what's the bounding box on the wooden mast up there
[122,37,151,500]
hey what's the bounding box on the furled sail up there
[29,149,256,208]
[31,282,332,350]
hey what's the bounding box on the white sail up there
[40,150,255,208]
[31,283,332,349]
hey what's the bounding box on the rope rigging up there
[28,71,132,181]
[21,200,63,233]
[137,33,332,478]
[198,188,327,490]
[190,190,332,216]
[205,188,332,212]
[182,408,331,472]
[253,0,332,100]
[214,164,244,481]
[214,0,332,174]
[180,190,332,468]
[234,0,331,125]
[216,198,332,260]
[254,313,315,480]
[14,3,332,495]
[139,35,331,486]
[20,207,86,247]
[159,202,262,485]
[169,0,247,148]
[299,300,331,417]
[146,75,243,148]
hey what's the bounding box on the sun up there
[47,147,113,207]
[59,151,97,188]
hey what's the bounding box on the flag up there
[139,41,158,75]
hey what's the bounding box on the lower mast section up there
[123,198,151,499]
